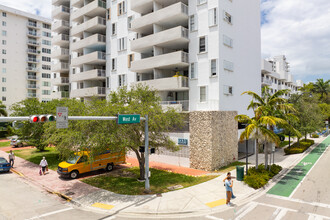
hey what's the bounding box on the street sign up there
[56,107,68,129]
[117,114,140,124]
[178,138,188,145]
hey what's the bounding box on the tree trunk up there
[255,139,259,169]
[305,132,307,141]
[265,142,268,169]
[131,147,145,180]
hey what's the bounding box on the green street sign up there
[117,114,141,124]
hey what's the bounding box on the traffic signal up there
[30,115,56,123]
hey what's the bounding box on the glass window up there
[209,8,217,26]
[200,86,206,102]
[199,36,206,53]
[211,59,217,76]
[190,63,197,79]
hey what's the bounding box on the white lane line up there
[234,202,258,220]
[256,202,297,213]
[102,217,116,220]
[267,194,330,209]
[308,213,330,220]
[233,201,257,217]
[271,208,281,219]
[289,145,329,198]
[205,215,224,220]
[27,207,74,220]
[274,209,288,220]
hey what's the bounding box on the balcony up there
[53,77,69,86]
[131,2,188,34]
[52,62,69,72]
[71,16,106,37]
[27,40,40,46]
[52,20,70,33]
[71,69,106,82]
[132,76,189,92]
[71,0,84,8]
[52,5,70,20]
[71,34,106,52]
[27,49,40,55]
[26,67,39,72]
[71,51,106,67]
[52,0,70,7]
[131,0,188,14]
[27,31,41,38]
[26,75,39,81]
[27,84,39,89]
[262,77,273,86]
[71,0,106,22]
[27,22,40,29]
[61,91,70,98]
[130,51,189,73]
[27,58,40,63]
[261,59,273,74]
[161,100,189,112]
[287,74,293,83]
[27,93,38,98]
[71,87,106,98]
[53,34,69,46]
[52,47,70,59]
[131,26,189,53]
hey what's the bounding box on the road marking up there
[267,194,330,209]
[206,199,226,208]
[308,213,330,220]
[205,215,224,220]
[27,207,74,220]
[274,209,288,220]
[92,203,114,210]
[255,202,297,213]
[103,217,116,220]
[234,202,258,220]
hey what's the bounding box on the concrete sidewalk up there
[0,135,327,218]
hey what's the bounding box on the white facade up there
[261,55,303,96]
[0,5,53,111]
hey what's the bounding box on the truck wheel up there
[70,170,79,179]
[105,163,114,172]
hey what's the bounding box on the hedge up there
[284,139,314,155]
[244,164,282,189]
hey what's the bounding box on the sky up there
[0,0,329,84]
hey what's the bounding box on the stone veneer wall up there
[189,111,238,171]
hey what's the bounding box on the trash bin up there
[236,166,244,181]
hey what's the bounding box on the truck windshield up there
[66,155,80,164]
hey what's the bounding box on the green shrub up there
[284,139,314,155]
[243,164,282,189]
[311,134,319,138]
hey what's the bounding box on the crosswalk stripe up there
[234,202,258,220]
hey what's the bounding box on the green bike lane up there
[267,135,330,197]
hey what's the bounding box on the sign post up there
[56,107,68,129]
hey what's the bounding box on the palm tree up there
[313,79,330,100]
[0,101,7,117]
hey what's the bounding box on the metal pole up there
[246,139,248,175]
[0,116,146,122]
[144,115,150,192]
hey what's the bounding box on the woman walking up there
[39,157,48,175]
[225,176,234,206]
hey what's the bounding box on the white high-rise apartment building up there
[52,0,260,116]
[261,55,303,96]
[0,5,53,110]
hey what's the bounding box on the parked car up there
[10,137,23,148]
[0,157,11,172]
[57,150,125,179]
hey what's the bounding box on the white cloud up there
[0,0,51,19]
[261,0,330,82]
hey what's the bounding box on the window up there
[42,65,51,70]
[42,48,51,54]
[2,40,6,45]
[2,77,6,82]
[118,74,126,87]
[190,15,197,31]
[190,63,197,79]
[127,54,134,68]
[198,0,207,5]
[223,35,233,47]
[118,37,127,51]
[112,23,117,35]
[2,49,6,54]
[2,30,6,36]
[42,90,51,95]
[199,36,207,53]
[111,58,117,71]
[224,85,233,95]
[127,16,133,29]
[2,97,6,102]
[42,81,51,87]
[224,11,232,24]
[42,56,51,62]
[2,12,6,17]
[107,8,111,20]
[200,86,207,102]
[2,87,6,92]
[117,1,126,16]
[2,59,6,64]
[42,31,51,37]
[224,60,234,71]
[42,73,51,78]
[42,40,51,46]
[2,21,6,26]
[210,59,217,76]
[209,8,217,26]
[2,68,6,73]
[43,23,51,29]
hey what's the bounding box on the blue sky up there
[0,0,329,84]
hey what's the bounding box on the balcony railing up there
[27,75,38,80]
[98,51,106,60]
[27,31,40,37]
[98,87,106,95]
[61,91,70,98]
[60,77,69,84]
[262,77,272,85]
[27,84,39,89]
[98,0,106,8]
[26,67,39,72]
[27,58,39,63]
[27,49,40,54]
[27,93,38,98]
[27,22,40,28]
[27,40,40,46]
[160,100,189,111]
[97,69,106,77]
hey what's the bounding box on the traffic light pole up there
[144,115,150,192]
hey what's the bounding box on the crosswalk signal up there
[30,115,56,123]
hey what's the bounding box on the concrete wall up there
[190,111,238,171]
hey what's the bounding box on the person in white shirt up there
[39,157,48,175]
[8,150,15,167]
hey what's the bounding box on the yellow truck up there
[57,150,125,179]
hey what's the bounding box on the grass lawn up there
[214,161,247,173]
[0,141,10,148]
[12,147,62,170]
[82,167,217,195]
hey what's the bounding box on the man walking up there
[8,150,15,168]
[225,176,234,206]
